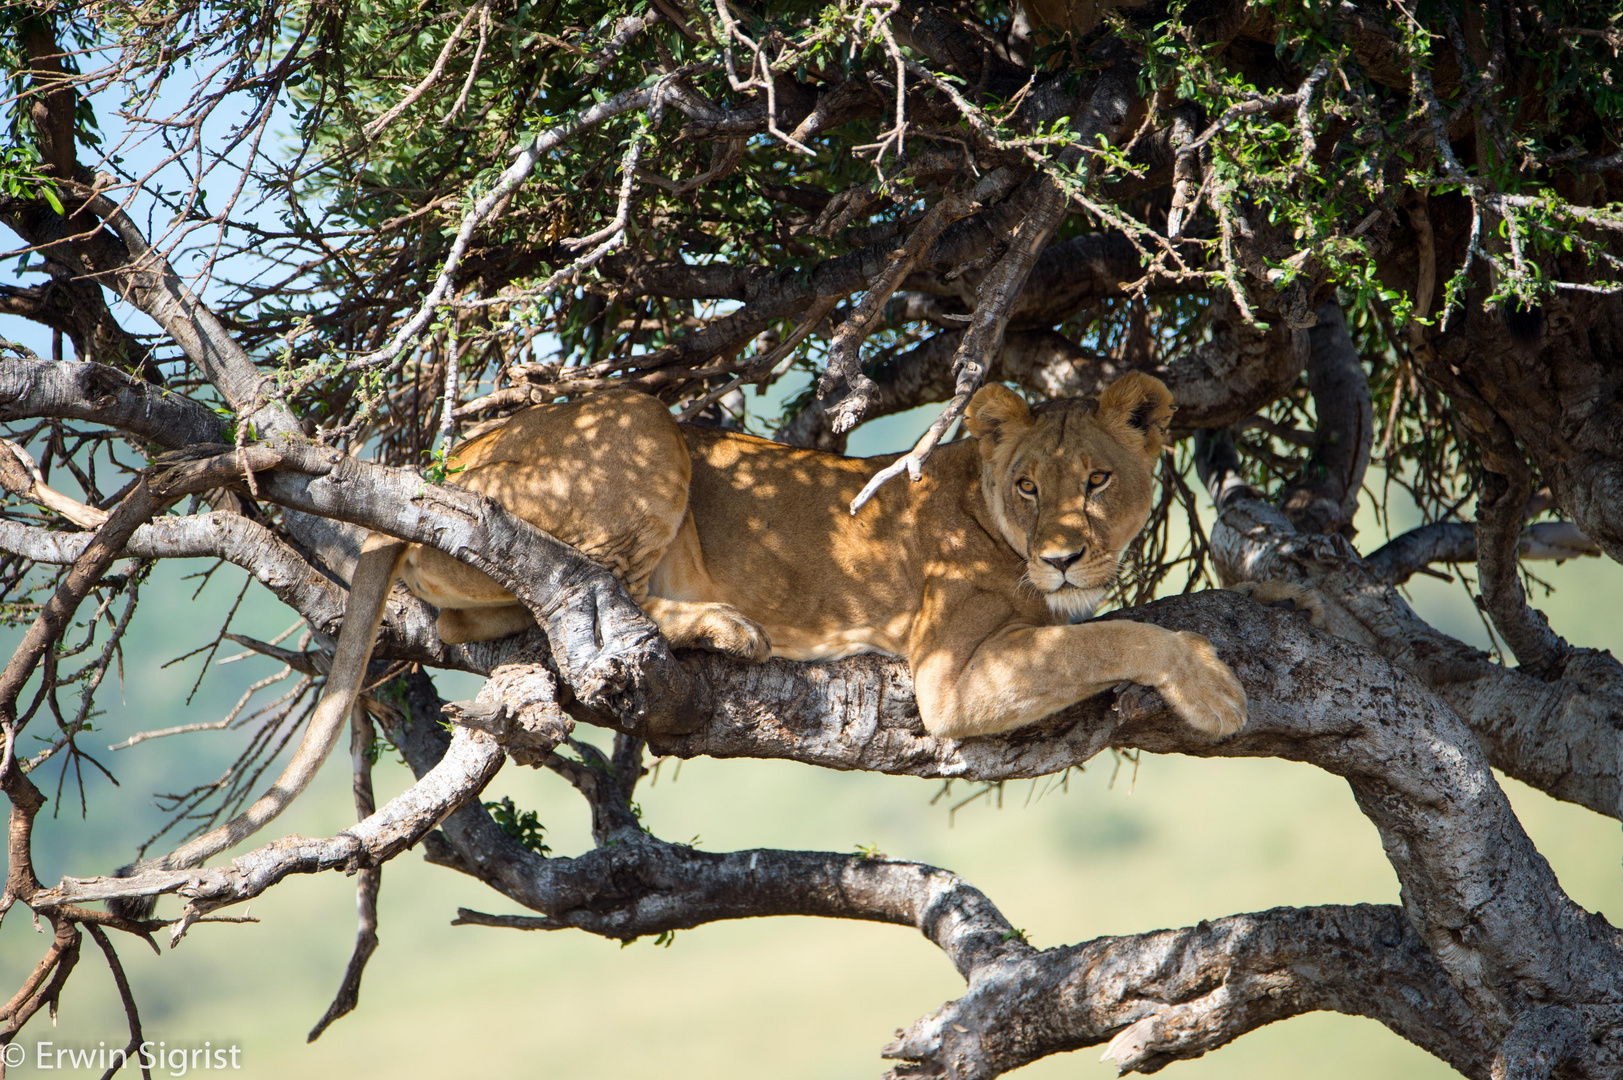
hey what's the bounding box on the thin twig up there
[440,2,492,126]
[308,707,383,1042]
[364,2,486,139]
[851,178,1066,513]
[85,924,151,1080]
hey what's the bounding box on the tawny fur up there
[411,376,1246,740]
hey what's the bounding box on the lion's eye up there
[1088,471,1111,490]
[1016,478,1037,497]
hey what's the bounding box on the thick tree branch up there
[452,845,1028,979]
[369,672,1483,1079]
[1199,451,1623,822]
[561,594,1623,1070]
[883,905,1490,1080]
[0,505,502,683]
[1491,1005,1583,1080]
[0,355,225,448]
[1365,520,1600,585]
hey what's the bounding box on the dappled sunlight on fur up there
[389,376,1246,741]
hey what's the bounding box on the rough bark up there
[884,905,1491,1079]
[1365,521,1601,585]
[1199,440,1623,823]
[0,356,226,449]
[1278,302,1373,535]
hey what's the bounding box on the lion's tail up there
[107,536,407,922]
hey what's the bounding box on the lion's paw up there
[1226,580,1325,628]
[682,604,773,662]
[644,597,773,661]
[1156,631,1247,738]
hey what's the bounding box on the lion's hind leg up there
[642,595,771,661]
[436,604,534,644]
[423,391,695,641]
[641,507,771,661]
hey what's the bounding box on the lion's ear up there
[964,384,1031,443]
[1096,372,1174,458]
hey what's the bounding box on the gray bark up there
[885,905,1491,1079]
[1201,456,1623,823]
[1365,521,1600,585]
[0,356,225,449]
[1278,302,1373,535]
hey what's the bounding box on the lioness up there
[139,371,1246,880]
[411,370,1246,736]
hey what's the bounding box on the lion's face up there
[964,373,1174,621]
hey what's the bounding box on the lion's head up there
[963,372,1174,621]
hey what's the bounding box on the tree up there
[2,0,1622,1075]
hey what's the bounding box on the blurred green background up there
[5,400,1621,1079]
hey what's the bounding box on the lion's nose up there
[1041,550,1084,572]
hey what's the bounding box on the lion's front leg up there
[911,620,1247,740]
